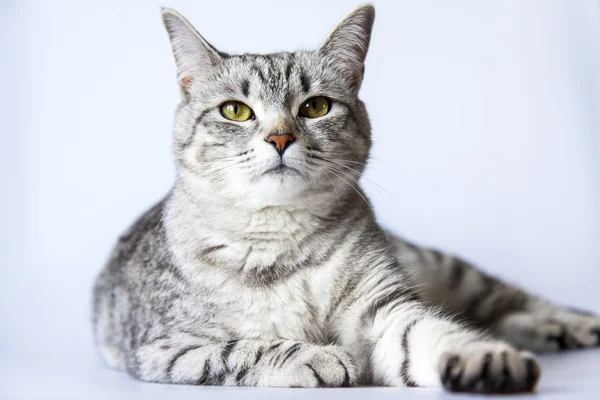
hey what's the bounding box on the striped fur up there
[93,4,599,393]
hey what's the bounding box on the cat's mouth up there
[263,163,300,177]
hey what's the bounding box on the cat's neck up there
[167,182,336,233]
[163,183,350,278]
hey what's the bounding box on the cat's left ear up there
[161,8,223,100]
[318,4,375,90]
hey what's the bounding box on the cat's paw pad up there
[496,309,600,352]
[270,344,357,388]
[438,343,540,394]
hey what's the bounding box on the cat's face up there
[163,5,374,207]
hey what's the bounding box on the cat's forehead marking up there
[231,53,307,107]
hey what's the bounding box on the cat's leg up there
[493,299,600,352]
[129,334,357,387]
[335,284,540,393]
[390,234,600,352]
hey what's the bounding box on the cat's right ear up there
[161,9,222,100]
[318,4,375,90]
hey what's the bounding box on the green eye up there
[220,101,253,121]
[299,96,330,118]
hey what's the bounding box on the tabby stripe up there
[271,345,286,367]
[195,359,211,385]
[200,245,227,257]
[212,369,227,385]
[234,345,266,385]
[252,65,266,84]
[179,108,212,151]
[144,334,168,347]
[166,345,202,378]
[339,360,351,387]
[483,291,528,325]
[221,340,239,365]
[283,224,349,275]
[399,320,420,387]
[279,343,301,367]
[305,363,326,387]
[311,213,364,267]
[499,351,510,391]
[254,348,264,364]
[431,250,445,265]
[329,273,361,322]
[267,342,283,353]
[300,72,311,94]
[266,56,280,83]
[362,287,418,325]
[241,79,250,98]
[235,365,250,384]
[449,258,466,290]
[163,263,186,283]
[194,108,212,127]
[402,241,429,267]
[284,60,294,80]
[465,275,494,317]
[347,111,370,140]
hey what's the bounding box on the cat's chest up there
[215,207,320,269]
[214,271,332,343]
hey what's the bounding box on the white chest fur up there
[206,206,321,271]
[167,195,341,342]
[218,269,335,343]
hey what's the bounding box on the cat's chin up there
[246,172,309,206]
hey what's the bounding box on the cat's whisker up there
[171,159,250,242]
[320,166,386,239]
[309,156,407,208]
[186,173,233,226]
[307,156,380,201]
[305,169,319,192]
[329,161,407,208]
[322,171,341,207]
[327,157,409,191]
[367,157,409,174]
[322,164,389,211]
[171,157,243,186]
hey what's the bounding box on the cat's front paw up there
[438,342,540,394]
[266,344,357,388]
[495,308,600,352]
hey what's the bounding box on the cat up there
[93,4,600,393]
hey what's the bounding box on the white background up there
[1,0,599,398]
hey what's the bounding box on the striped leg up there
[357,300,540,393]
[130,335,357,387]
[390,234,600,352]
[493,299,600,352]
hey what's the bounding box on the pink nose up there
[266,134,295,155]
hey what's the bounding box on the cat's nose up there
[265,134,295,155]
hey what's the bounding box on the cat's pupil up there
[233,104,238,115]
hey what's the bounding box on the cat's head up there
[163,5,374,207]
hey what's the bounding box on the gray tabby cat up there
[93,4,600,393]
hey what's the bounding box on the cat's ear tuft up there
[318,4,375,89]
[161,8,222,100]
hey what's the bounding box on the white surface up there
[1,0,600,398]
[1,350,600,399]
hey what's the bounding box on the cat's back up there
[109,198,167,268]
[92,197,174,369]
